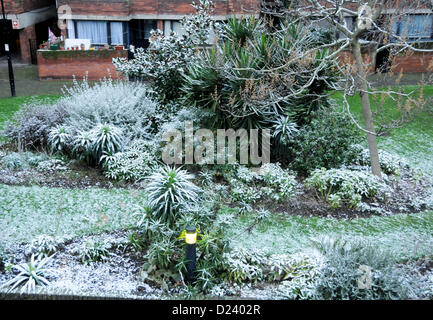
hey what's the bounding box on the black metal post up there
[185,226,197,285]
[1,0,16,97]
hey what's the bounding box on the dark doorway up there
[28,39,38,64]
[375,47,392,73]
[129,20,157,49]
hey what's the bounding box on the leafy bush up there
[228,163,298,203]
[2,101,66,151]
[312,237,431,300]
[287,109,361,174]
[349,146,409,175]
[103,140,158,181]
[144,166,202,227]
[221,248,322,291]
[2,254,54,294]
[36,159,68,173]
[305,168,388,208]
[29,235,57,258]
[113,0,214,103]
[60,78,163,147]
[79,240,110,265]
[0,152,29,170]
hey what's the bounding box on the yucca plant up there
[145,166,202,226]
[183,17,339,131]
[3,254,54,294]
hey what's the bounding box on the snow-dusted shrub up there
[222,248,266,283]
[229,163,298,203]
[65,123,123,165]
[287,109,361,174]
[312,237,431,300]
[36,159,68,173]
[60,78,163,147]
[79,240,110,265]
[2,101,66,151]
[113,0,214,102]
[0,152,28,170]
[88,124,123,162]
[29,235,57,258]
[103,140,158,181]
[26,153,49,167]
[257,163,298,199]
[222,249,322,290]
[275,252,324,299]
[348,145,409,175]
[3,101,65,150]
[229,178,263,204]
[305,168,388,208]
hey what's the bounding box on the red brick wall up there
[339,50,433,74]
[391,52,433,73]
[37,50,127,80]
[57,0,259,16]
[3,0,55,14]
[338,50,376,74]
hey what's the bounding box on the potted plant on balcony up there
[114,45,124,50]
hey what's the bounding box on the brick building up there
[1,0,58,63]
[57,0,259,49]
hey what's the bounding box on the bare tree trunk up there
[352,40,382,178]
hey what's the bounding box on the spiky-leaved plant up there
[145,166,201,226]
[85,124,123,165]
[48,125,70,152]
[3,254,53,294]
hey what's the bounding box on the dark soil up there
[0,231,167,299]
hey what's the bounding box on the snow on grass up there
[226,211,433,261]
[0,185,146,244]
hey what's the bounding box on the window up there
[394,14,433,40]
[76,21,108,44]
[110,22,124,44]
[69,21,125,45]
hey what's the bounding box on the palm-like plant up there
[145,166,202,226]
[3,254,53,294]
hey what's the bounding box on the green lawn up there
[0,95,60,127]
[332,86,433,175]
[0,185,146,244]
[226,210,433,261]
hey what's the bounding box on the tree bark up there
[352,40,382,178]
